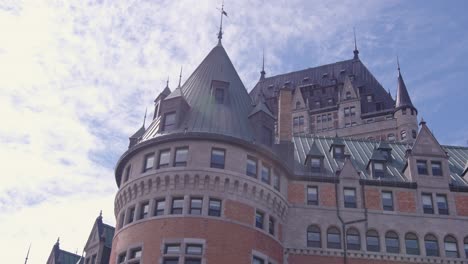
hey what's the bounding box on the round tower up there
[394,61,418,143]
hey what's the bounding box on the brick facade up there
[455,195,468,216]
[396,191,416,213]
[365,188,381,210]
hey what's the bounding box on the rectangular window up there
[129,247,142,259]
[118,213,125,229]
[91,255,96,264]
[255,210,264,229]
[174,147,188,167]
[211,148,225,169]
[367,95,373,102]
[246,156,258,177]
[417,160,428,175]
[261,165,270,184]
[190,197,203,215]
[155,199,165,216]
[436,194,448,215]
[163,258,179,264]
[293,117,299,127]
[422,193,434,214]
[123,165,131,183]
[373,162,385,178]
[431,161,442,176]
[117,253,126,264]
[307,186,318,205]
[344,188,357,208]
[268,216,275,235]
[208,198,221,217]
[127,207,135,224]
[171,198,184,215]
[186,244,203,255]
[272,171,280,191]
[310,158,321,173]
[164,244,181,254]
[163,112,176,131]
[299,116,304,125]
[253,256,265,264]
[345,108,350,117]
[143,153,155,172]
[139,201,149,220]
[382,191,394,211]
[350,106,356,116]
[158,149,170,169]
[185,258,202,264]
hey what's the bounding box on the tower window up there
[268,216,275,235]
[346,91,351,99]
[143,153,155,172]
[310,158,321,173]
[246,156,258,177]
[344,188,357,208]
[123,164,131,183]
[171,197,184,214]
[373,162,385,179]
[210,148,225,169]
[255,210,264,229]
[273,171,280,191]
[387,133,396,141]
[208,198,221,217]
[344,107,350,117]
[189,197,203,215]
[412,129,417,139]
[261,164,270,184]
[174,147,188,167]
[401,130,407,140]
[214,88,224,104]
[367,95,373,102]
[307,186,318,205]
[402,108,407,115]
[417,160,428,175]
[350,106,356,116]
[155,199,165,216]
[127,207,135,224]
[186,244,203,255]
[158,149,171,169]
[162,112,176,131]
[252,256,265,264]
[129,247,142,259]
[382,191,394,211]
[139,201,149,220]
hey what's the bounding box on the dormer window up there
[311,158,321,173]
[162,112,176,131]
[373,161,385,178]
[334,146,344,159]
[214,88,224,104]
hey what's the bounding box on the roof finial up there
[217,1,228,45]
[99,210,102,217]
[353,27,359,59]
[166,77,169,88]
[178,66,183,88]
[260,49,266,80]
[143,108,147,127]
[397,55,401,74]
[24,243,31,264]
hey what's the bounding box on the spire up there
[260,50,266,80]
[166,77,169,88]
[353,27,359,59]
[178,66,183,88]
[24,244,31,264]
[395,57,417,114]
[217,1,228,45]
[143,108,147,128]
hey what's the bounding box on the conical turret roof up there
[395,69,417,113]
[143,44,255,142]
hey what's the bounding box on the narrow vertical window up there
[118,213,125,229]
[401,130,407,140]
[373,162,385,178]
[190,197,203,215]
[405,233,420,255]
[417,160,428,175]
[307,225,321,248]
[162,112,176,131]
[431,161,442,176]
[268,216,275,235]
[327,227,341,249]
[444,236,459,258]
[210,148,225,169]
[255,210,264,229]
[350,106,356,116]
[366,230,380,252]
[139,201,149,220]
[246,156,257,177]
[346,228,361,250]
[127,207,135,224]
[174,147,188,167]
[344,188,357,208]
[143,153,155,172]
[382,191,394,211]
[272,171,280,191]
[171,197,184,215]
[424,234,439,257]
[385,231,400,253]
[436,194,449,215]
[155,199,165,216]
[261,164,270,184]
[208,198,221,217]
[307,186,318,205]
[123,165,131,183]
[422,193,434,214]
[310,158,321,173]
[344,107,350,117]
[158,149,170,169]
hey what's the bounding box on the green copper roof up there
[293,135,468,186]
[58,250,82,264]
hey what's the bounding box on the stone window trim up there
[444,235,459,258]
[162,239,206,264]
[366,229,380,252]
[346,227,361,251]
[210,148,226,169]
[118,245,144,264]
[385,231,400,254]
[424,234,440,257]
[173,147,189,167]
[307,186,319,206]
[157,149,171,169]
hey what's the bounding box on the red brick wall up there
[455,195,468,216]
[320,185,336,207]
[365,188,381,210]
[111,218,283,264]
[288,183,305,204]
[288,254,411,264]
[224,199,254,225]
[396,191,416,213]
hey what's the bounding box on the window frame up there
[189,197,203,215]
[382,191,394,211]
[246,156,258,178]
[208,198,221,217]
[173,147,189,167]
[143,153,155,173]
[157,149,171,169]
[344,188,357,208]
[162,112,176,131]
[171,197,184,215]
[210,148,225,169]
[307,186,319,205]
[255,210,264,229]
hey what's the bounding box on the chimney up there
[278,88,292,142]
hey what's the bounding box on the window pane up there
[253,256,264,264]
[268,216,275,235]
[246,157,257,177]
[261,165,270,184]
[255,211,264,229]
[417,160,428,174]
[165,244,180,254]
[432,161,442,176]
[171,198,184,214]
[211,149,225,169]
[163,258,179,264]
[374,162,384,170]
[307,186,318,205]
[344,188,357,208]
[174,147,188,167]
[273,172,280,191]
[190,198,202,215]
[158,150,170,168]
[130,248,142,259]
[382,191,393,211]
[144,154,154,172]
[422,194,434,214]
[139,202,149,219]
[186,244,203,255]
[155,199,165,216]
[436,195,448,215]
[208,199,221,217]
[163,112,176,131]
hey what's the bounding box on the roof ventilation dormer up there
[367,147,388,179]
[305,140,325,173]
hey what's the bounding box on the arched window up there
[401,130,407,140]
[327,227,341,249]
[385,231,400,253]
[405,232,420,255]
[464,236,468,258]
[366,230,380,252]
[387,133,396,141]
[444,235,459,258]
[424,234,439,256]
[346,228,361,250]
[307,225,321,248]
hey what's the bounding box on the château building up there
[109,18,468,264]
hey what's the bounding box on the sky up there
[1,0,467,263]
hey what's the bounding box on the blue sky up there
[0,0,467,263]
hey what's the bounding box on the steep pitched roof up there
[395,69,417,112]
[250,58,395,116]
[292,135,468,186]
[249,101,275,119]
[143,44,255,142]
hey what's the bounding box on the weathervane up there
[217,0,228,45]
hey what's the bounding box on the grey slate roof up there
[250,58,395,116]
[143,44,255,142]
[154,85,171,102]
[249,101,275,119]
[395,69,417,112]
[293,135,468,186]
[164,85,183,100]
